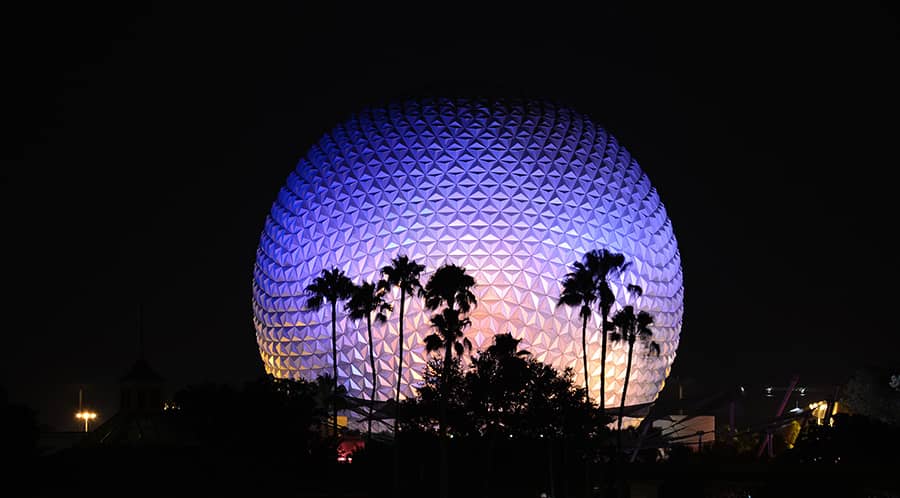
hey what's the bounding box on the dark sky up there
[3,4,898,430]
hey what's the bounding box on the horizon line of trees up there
[301,250,661,439]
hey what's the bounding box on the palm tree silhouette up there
[424,307,472,498]
[425,308,474,370]
[346,280,392,440]
[305,267,354,436]
[486,332,531,358]
[610,301,654,453]
[559,259,598,402]
[380,255,425,426]
[423,263,477,415]
[424,263,477,313]
[423,263,477,498]
[559,249,627,410]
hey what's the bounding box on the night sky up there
[3,5,898,431]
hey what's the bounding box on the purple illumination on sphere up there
[252,99,683,411]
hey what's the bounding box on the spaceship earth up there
[252,99,683,410]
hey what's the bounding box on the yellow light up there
[75,411,98,432]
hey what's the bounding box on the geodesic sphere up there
[252,99,683,409]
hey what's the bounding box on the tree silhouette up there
[424,263,477,313]
[171,375,331,455]
[380,255,425,427]
[610,303,655,454]
[425,307,473,498]
[586,249,628,413]
[399,333,612,498]
[425,309,474,373]
[423,263,477,498]
[559,259,599,403]
[346,280,392,440]
[559,249,627,411]
[305,267,354,436]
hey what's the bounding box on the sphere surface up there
[252,99,683,409]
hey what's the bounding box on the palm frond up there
[424,334,443,353]
[305,294,324,311]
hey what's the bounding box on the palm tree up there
[422,263,477,421]
[424,307,473,498]
[423,263,477,498]
[486,332,531,358]
[380,255,425,422]
[424,263,477,313]
[559,261,598,402]
[305,267,354,436]
[478,332,530,497]
[610,304,654,452]
[559,249,628,410]
[587,249,628,413]
[425,308,474,382]
[346,280,392,440]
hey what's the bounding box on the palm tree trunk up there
[395,289,405,428]
[600,310,608,414]
[581,307,593,498]
[581,308,590,401]
[331,300,338,437]
[367,312,375,441]
[617,337,635,454]
[393,291,405,498]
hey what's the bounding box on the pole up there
[79,388,86,432]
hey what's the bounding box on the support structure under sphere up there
[252,99,684,410]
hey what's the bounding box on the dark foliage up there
[400,333,613,447]
[397,334,614,497]
[783,413,900,466]
[169,375,336,458]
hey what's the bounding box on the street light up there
[75,411,97,432]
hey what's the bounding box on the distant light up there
[75,411,98,432]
